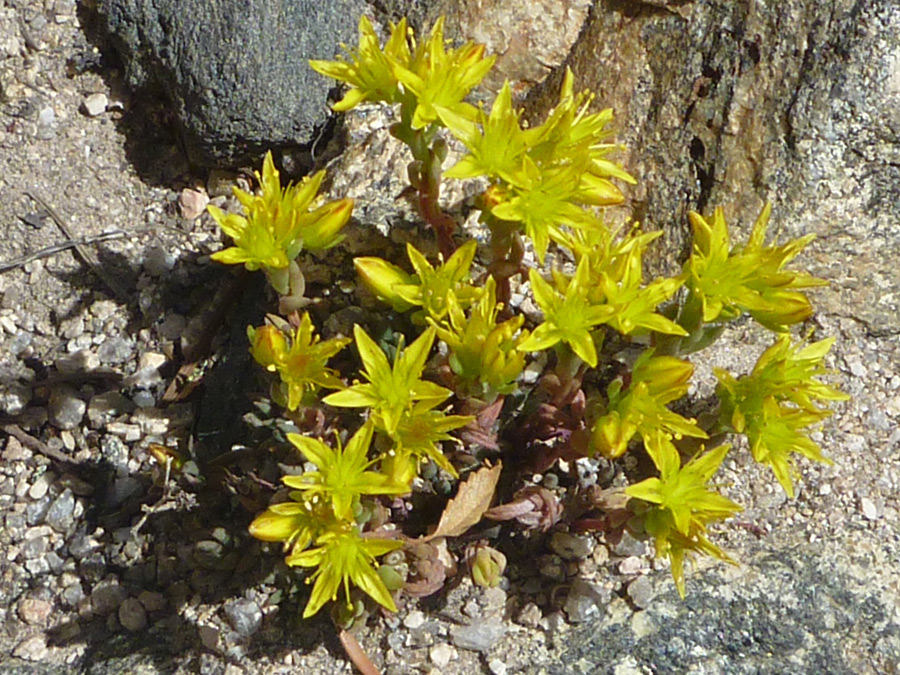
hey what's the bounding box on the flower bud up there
[247,325,287,372]
[591,410,637,459]
[354,257,416,312]
[470,546,507,588]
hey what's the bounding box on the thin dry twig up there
[3,424,80,465]
[24,190,128,301]
[0,230,127,273]
[131,456,175,538]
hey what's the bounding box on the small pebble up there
[131,390,156,408]
[60,430,75,451]
[178,188,209,220]
[118,597,148,632]
[45,489,75,533]
[142,245,176,276]
[489,658,508,675]
[550,531,594,560]
[137,590,167,613]
[3,437,31,461]
[610,532,646,557]
[860,497,880,521]
[618,556,645,575]
[98,337,133,365]
[516,602,542,628]
[13,635,48,661]
[57,350,100,374]
[48,386,86,430]
[28,472,54,500]
[91,581,127,616]
[429,642,456,667]
[225,598,263,637]
[626,575,656,609]
[198,624,220,651]
[449,620,506,652]
[81,92,108,116]
[18,597,54,625]
[564,578,611,623]
[404,609,426,629]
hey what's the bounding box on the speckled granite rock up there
[526,0,900,337]
[555,535,900,674]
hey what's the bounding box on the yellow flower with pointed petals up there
[208,151,353,271]
[686,204,827,330]
[443,80,530,185]
[517,259,614,367]
[287,526,403,618]
[309,15,412,111]
[283,421,407,522]
[391,16,495,129]
[323,325,451,435]
[248,499,320,557]
[626,433,741,597]
[247,313,350,411]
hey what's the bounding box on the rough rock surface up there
[527,0,900,335]
[94,0,368,167]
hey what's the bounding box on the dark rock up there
[91,580,127,616]
[94,0,368,167]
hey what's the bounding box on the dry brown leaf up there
[421,462,502,541]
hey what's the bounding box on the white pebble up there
[429,643,456,668]
[81,93,108,117]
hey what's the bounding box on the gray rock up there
[97,336,133,365]
[45,488,76,533]
[87,391,136,429]
[61,581,85,608]
[626,576,656,610]
[562,543,900,674]
[25,556,51,576]
[69,533,101,561]
[24,495,52,526]
[610,532,646,558]
[550,531,594,560]
[8,330,33,356]
[449,619,507,652]
[224,598,262,637]
[0,381,32,415]
[18,534,48,560]
[564,578,612,624]
[101,435,130,475]
[48,385,86,430]
[94,0,367,167]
